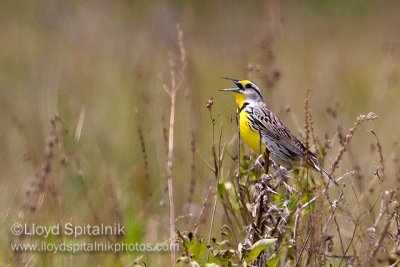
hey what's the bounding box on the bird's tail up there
[307,153,338,186]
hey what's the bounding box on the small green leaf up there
[288,194,298,212]
[244,238,277,263]
[218,181,233,194]
[267,253,279,267]
[178,231,191,251]
[204,263,220,267]
[192,238,207,260]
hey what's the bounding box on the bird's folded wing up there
[252,106,306,156]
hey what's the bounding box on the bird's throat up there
[234,93,246,111]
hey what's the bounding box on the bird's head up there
[220,78,263,108]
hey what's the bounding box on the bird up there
[221,77,337,186]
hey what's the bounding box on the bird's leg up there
[257,130,272,174]
[264,148,270,174]
[256,131,263,176]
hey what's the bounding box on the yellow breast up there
[239,111,265,154]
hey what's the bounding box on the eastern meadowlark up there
[221,77,337,186]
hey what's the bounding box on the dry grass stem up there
[368,190,398,261]
[330,112,378,176]
[369,130,385,179]
[303,88,317,152]
[193,177,213,234]
[259,0,281,89]
[21,115,62,215]
[14,115,62,266]
[74,106,85,142]
[160,24,186,265]
[187,127,197,212]
[137,124,151,198]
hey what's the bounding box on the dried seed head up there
[206,98,214,110]
[248,63,254,71]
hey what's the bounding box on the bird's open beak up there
[219,87,241,93]
[220,77,242,93]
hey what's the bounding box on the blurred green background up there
[1,0,399,265]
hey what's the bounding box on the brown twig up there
[207,118,226,260]
[187,130,197,212]
[193,176,213,234]
[160,24,186,265]
[137,123,152,198]
[368,190,398,261]
[22,115,62,214]
[15,115,62,266]
[369,130,385,180]
[258,0,281,89]
[304,88,312,152]
[330,112,378,176]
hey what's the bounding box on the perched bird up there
[221,77,337,186]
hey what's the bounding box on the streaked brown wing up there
[250,104,306,157]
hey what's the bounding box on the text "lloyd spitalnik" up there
[15,223,125,238]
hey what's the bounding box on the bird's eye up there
[245,83,253,89]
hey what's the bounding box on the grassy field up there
[1,1,400,266]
